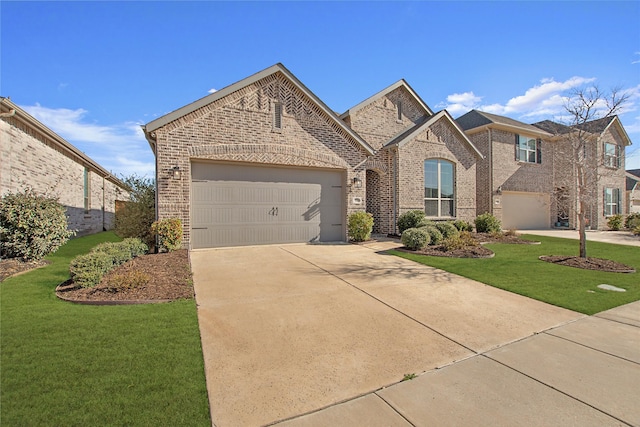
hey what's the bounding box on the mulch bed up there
[0,258,50,282]
[539,256,636,273]
[396,245,495,258]
[56,249,194,304]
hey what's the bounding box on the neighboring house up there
[628,169,640,214]
[456,110,554,230]
[143,63,481,249]
[1,97,129,236]
[457,110,631,230]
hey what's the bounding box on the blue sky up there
[2,1,640,177]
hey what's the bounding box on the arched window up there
[424,159,455,217]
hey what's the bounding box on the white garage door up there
[191,162,345,248]
[502,192,550,230]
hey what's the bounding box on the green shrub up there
[114,175,155,247]
[624,213,640,230]
[475,213,502,233]
[442,231,478,251]
[69,252,116,288]
[105,270,150,290]
[607,214,623,231]
[347,211,374,242]
[0,187,74,261]
[453,219,474,232]
[397,210,429,234]
[69,238,148,288]
[401,227,430,250]
[421,225,444,245]
[633,225,640,236]
[434,222,460,239]
[151,218,183,252]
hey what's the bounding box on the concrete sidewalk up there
[520,229,640,247]
[191,243,587,427]
[277,300,640,427]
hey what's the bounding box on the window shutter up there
[536,139,542,164]
[616,188,622,214]
[616,145,622,168]
[603,189,607,216]
[515,134,519,161]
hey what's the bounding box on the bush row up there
[70,238,148,288]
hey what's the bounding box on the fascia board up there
[603,117,633,146]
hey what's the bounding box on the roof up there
[385,110,484,158]
[627,170,640,191]
[534,116,632,146]
[0,97,127,189]
[143,63,375,156]
[340,79,434,120]
[574,116,615,134]
[531,120,573,135]
[456,110,552,138]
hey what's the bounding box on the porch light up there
[353,177,362,189]
[172,166,181,180]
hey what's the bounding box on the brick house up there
[628,169,640,214]
[457,110,631,230]
[1,97,129,236]
[143,63,481,249]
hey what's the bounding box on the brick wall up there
[151,72,370,248]
[1,118,128,236]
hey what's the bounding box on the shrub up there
[442,231,478,251]
[453,219,473,232]
[633,225,640,236]
[401,227,430,250]
[434,222,460,239]
[397,210,429,234]
[607,214,623,231]
[105,270,150,290]
[475,213,502,234]
[347,211,374,242]
[0,187,74,261]
[114,175,155,247]
[421,225,444,245]
[69,238,148,288]
[624,213,640,230]
[151,218,183,252]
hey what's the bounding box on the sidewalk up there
[521,229,640,247]
[275,300,640,426]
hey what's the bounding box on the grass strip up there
[390,234,640,315]
[1,232,211,426]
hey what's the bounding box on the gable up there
[144,64,374,158]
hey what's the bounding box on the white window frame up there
[603,142,619,169]
[516,134,539,163]
[604,187,621,216]
[424,159,456,218]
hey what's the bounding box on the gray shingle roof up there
[531,120,573,135]
[456,110,550,136]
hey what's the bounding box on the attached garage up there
[191,162,345,248]
[501,191,550,230]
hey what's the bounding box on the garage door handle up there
[269,207,279,216]
[192,227,208,230]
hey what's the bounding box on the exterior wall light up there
[172,166,181,180]
[353,177,362,189]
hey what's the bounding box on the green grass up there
[1,232,211,426]
[390,235,640,315]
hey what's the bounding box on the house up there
[456,110,555,230]
[628,169,640,214]
[457,110,631,230]
[143,63,481,249]
[1,97,129,236]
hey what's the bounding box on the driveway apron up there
[191,244,582,427]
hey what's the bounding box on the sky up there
[2,1,640,178]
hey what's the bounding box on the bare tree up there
[562,86,629,258]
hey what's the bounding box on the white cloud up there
[437,91,482,116]
[208,88,217,94]
[23,104,154,178]
[632,52,640,65]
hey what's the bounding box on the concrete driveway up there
[191,243,583,427]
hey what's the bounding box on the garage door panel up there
[191,163,345,248]
[502,192,550,230]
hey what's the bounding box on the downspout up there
[393,146,398,235]
[102,176,106,231]
[488,128,493,214]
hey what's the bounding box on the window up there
[272,102,282,131]
[515,134,541,164]
[424,159,455,217]
[83,167,90,214]
[603,142,620,169]
[604,188,621,216]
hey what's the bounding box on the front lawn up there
[0,232,211,426]
[390,235,640,315]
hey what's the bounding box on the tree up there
[561,86,629,258]
[114,175,156,248]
